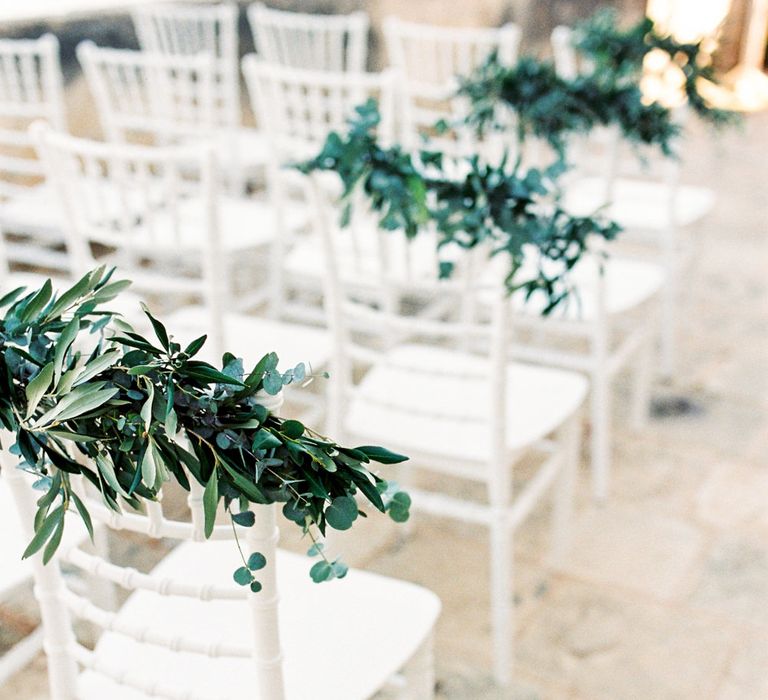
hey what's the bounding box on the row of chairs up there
[0,4,715,695]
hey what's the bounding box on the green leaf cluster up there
[457,10,736,162]
[457,54,680,159]
[1,269,410,586]
[298,100,620,313]
[573,10,737,127]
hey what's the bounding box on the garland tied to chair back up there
[298,100,621,314]
[0,268,411,590]
[456,10,737,160]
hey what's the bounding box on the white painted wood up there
[131,2,266,191]
[383,16,520,153]
[242,57,397,321]
[553,25,714,386]
[247,3,369,73]
[77,42,216,145]
[308,173,587,685]
[1,427,440,699]
[30,123,331,381]
[0,34,69,274]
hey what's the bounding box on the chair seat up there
[90,195,305,254]
[346,344,588,463]
[0,184,63,235]
[214,127,271,171]
[284,230,441,286]
[562,176,715,230]
[513,254,666,321]
[165,307,332,371]
[77,540,441,700]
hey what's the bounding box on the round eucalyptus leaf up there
[325,496,359,531]
[233,566,253,586]
[247,552,267,571]
[310,560,333,583]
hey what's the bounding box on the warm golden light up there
[646,0,731,42]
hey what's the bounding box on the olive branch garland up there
[297,99,621,314]
[573,9,737,127]
[455,10,737,162]
[0,268,411,590]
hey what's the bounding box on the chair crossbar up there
[72,643,227,700]
[63,589,250,658]
[64,548,246,601]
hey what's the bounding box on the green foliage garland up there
[0,268,411,588]
[574,10,736,126]
[456,10,736,160]
[298,100,620,313]
[456,54,679,158]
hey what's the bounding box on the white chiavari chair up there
[0,466,96,686]
[1,422,441,700]
[382,17,521,153]
[31,123,331,379]
[0,475,46,686]
[77,41,306,307]
[241,56,398,322]
[307,171,586,686]
[0,34,69,276]
[247,3,369,73]
[552,25,716,378]
[76,42,216,146]
[131,2,267,192]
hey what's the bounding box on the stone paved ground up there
[0,110,766,700]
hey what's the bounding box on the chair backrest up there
[305,171,510,474]
[0,423,287,700]
[550,26,583,80]
[242,56,396,161]
[77,42,215,145]
[0,34,65,201]
[247,3,369,73]
[31,123,227,354]
[132,2,240,128]
[383,17,520,151]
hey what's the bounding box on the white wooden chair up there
[247,3,369,72]
[241,56,397,322]
[1,426,441,699]
[0,478,45,686]
[131,2,268,191]
[0,34,70,274]
[382,17,521,150]
[0,468,94,686]
[307,173,586,686]
[552,25,716,378]
[76,42,216,145]
[31,123,331,379]
[494,243,664,501]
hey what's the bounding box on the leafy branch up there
[455,10,737,164]
[297,100,620,313]
[1,268,411,586]
[573,9,736,127]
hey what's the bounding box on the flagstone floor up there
[1,109,766,699]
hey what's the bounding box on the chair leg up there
[659,233,679,380]
[489,517,512,686]
[590,363,611,503]
[549,414,581,566]
[399,633,436,699]
[630,328,654,432]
